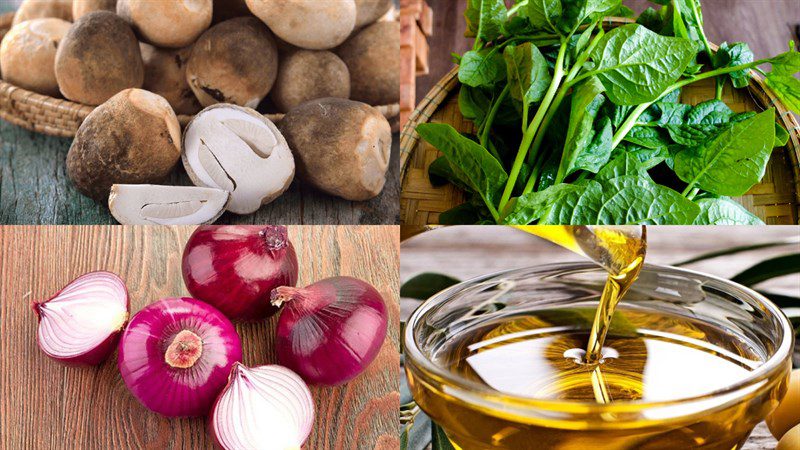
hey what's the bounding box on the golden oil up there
[405,226,790,449]
[408,306,785,450]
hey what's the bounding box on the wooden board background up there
[401,225,800,450]
[0,1,400,225]
[0,225,401,450]
[417,0,800,102]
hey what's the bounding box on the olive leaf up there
[731,254,800,287]
[674,109,776,196]
[401,273,462,300]
[431,423,457,450]
[673,238,799,266]
[587,24,696,105]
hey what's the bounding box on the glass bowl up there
[404,263,794,450]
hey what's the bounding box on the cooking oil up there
[405,226,788,449]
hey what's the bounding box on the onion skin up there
[272,276,388,385]
[182,225,299,321]
[211,363,315,450]
[32,271,129,366]
[118,297,243,417]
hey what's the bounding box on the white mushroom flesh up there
[182,106,295,214]
[109,184,229,225]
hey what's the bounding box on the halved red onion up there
[271,276,388,385]
[118,297,242,417]
[32,271,129,365]
[211,363,314,450]
[182,225,299,321]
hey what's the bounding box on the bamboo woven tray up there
[0,12,400,137]
[400,18,800,225]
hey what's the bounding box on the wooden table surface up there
[401,225,800,450]
[418,0,800,102]
[0,3,400,226]
[0,225,401,450]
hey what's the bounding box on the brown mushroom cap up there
[12,0,73,26]
[354,0,392,28]
[244,0,356,50]
[66,88,181,202]
[0,18,71,96]
[54,11,144,105]
[185,17,278,108]
[278,98,391,201]
[270,50,350,113]
[140,43,202,115]
[336,21,399,105]
[72,0,116,21]
[117,0,212,48]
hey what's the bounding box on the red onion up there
[118,297,242,417]
[271,276,388,385]
[32,271,129,366]
[211,363,314,450]
[182,225,299,321]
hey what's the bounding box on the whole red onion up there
[211,363,314,450]
[32,271,129,366]
[118,297,242,417]
[182,225,299,320]
[271,276,388,385]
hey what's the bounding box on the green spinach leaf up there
[504,43,552,104]
[526,0,562,33]
[558,77,613,180]
[459,49,507,88]
[416,123,509,209]
[588,24,696,105]
[674,109,776,196]
[693,197,764,225]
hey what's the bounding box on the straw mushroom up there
[270,50,350,113]
[67,89,181,201]
[354,0,392,28]
[140,43,202,115]
[337,21,399,105]
[109,184,229,225]
[54,11,143,105]
[278,98,391,201]
[0,18,71,97]
[185,17,278,108]
[117,0,212,48]
[72,0,116,20]
[12,0,72,26]
[182,104,295,214]
[244,0,356,50]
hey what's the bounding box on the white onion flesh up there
[35,271,128,359]
[212,364,315,450]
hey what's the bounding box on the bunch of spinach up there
[417,0,800,225]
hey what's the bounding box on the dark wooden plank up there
[0,225,401,449]
[417,0,800,102]
[401,225,800,450]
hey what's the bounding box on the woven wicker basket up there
[0,12,400,137]
[401,18,800,225]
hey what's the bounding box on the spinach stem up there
[688,0,714,60]
[480,84,510,149]
[681,183,696,197]
[507,0,528,17]
[715,78,724,100]
[686,187,700,200]
[498,40,568,213]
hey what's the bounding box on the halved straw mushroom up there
[182,104,295,214]
[109,184,230,225]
